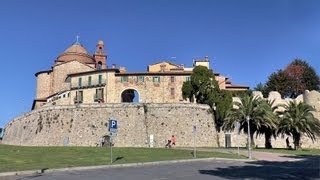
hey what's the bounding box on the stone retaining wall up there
[2,103,218,147]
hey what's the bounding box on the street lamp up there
[246,116,252,159]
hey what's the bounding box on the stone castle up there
[2,40,320,149]
[32,40,248,110]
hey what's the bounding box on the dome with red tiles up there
[56,43,95,64]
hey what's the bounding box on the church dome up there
[56,43,95,64]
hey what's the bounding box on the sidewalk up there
[178,147,300,162]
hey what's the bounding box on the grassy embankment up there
[0,144,245,172]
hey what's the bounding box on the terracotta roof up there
[225,84,249,89]
[148,61,179,67]
[56,43,96,64]
[31,98,47,110]
[35,70,52,77]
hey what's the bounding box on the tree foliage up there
[254,82,268,98]
[265,70,294,98]
[223,95,277,147]
[181,81,194,102]
[255,100,279,149]
[182,65,220,107]
[214,90,233,131]
[287,59,320,93]
[182,65,234,131]
[264,59,320,98]
[277,101,320,150]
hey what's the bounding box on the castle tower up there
[93,40,107,69]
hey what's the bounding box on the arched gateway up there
[121,89,139,102]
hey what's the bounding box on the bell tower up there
[94,40,107,69]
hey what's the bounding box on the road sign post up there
[193,125,197,158]
[109,119,118,164]
[110,136,113,163]
[235,122,240,156]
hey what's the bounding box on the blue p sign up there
[109,119,117,129]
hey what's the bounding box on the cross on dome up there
[75,35,80,44]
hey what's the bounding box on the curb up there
[0,157,252,177]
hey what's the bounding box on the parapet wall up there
[252,90,320,119]
[3,90,319,149]
[231,90,320,149]
[2,103,218,147]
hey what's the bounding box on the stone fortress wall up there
[3,90,319,149]
[2,103,218,147]
[225,90,320,149]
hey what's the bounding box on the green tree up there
[265,59,320,98]
[182,65,230,131]
[181,80,194,102]
[285,59,320,96]
[265,70,294,98]
[214,90,233,131]
[277,101,320,150]
[182,65,220,107]
[255,100,279,149]
[223,95,276,147]
[254,82,268,98]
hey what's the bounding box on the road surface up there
[12,155,319,180]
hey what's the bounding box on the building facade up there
[33,40,248,109]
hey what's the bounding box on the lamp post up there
[246,116,252,159]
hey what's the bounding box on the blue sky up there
[0,0,319,127]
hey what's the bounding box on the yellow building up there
[32,40,248,109]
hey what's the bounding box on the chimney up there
[112,64,116,68]
[119,66,126,73]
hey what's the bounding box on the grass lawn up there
[0,144,244,173]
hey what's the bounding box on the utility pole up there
[246,116,252,159]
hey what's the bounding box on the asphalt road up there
[13,155,320,180]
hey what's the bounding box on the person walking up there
[170,135,176,147]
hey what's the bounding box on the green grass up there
[0,145,244,173]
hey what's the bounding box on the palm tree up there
[223,95,275,147]
[255,100,279,149]
[278,101,320,150]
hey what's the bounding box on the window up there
[121,76,128,82]
[75,90,83,103]
[170,76,175,83]
[153,76,160,83]
[97,62,102,70]
[78,78,82,87]
[98,75,102,84]
[170,88,175,96]
[185,76,190,81]
[137,76,144,82]
[95,88,104,102]
[88,76,92,86]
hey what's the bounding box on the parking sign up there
[109,119,118,133]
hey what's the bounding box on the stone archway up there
[121,89,139,102]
